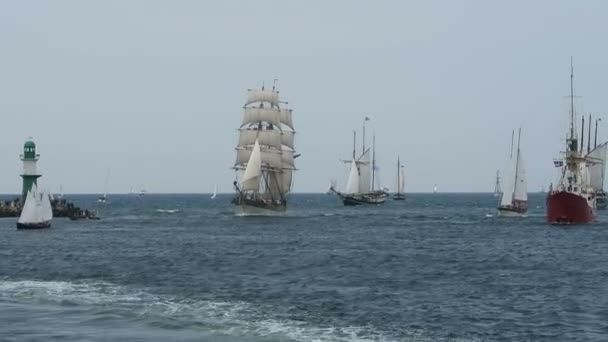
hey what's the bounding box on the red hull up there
[546,191,595,224]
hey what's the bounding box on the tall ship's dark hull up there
[393,193,405,200]
[232,196,287,215]
[546,191,595,224]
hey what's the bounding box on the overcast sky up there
[1,0,607,194]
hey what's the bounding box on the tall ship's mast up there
[232,82,297,215]
[546,59,596,224]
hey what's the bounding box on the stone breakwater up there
[0,198,92,218]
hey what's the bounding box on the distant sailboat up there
[497,128,528,216]
[433,184,438,194]
[331,123,387,205]
[393,156,405,200]
[211,185,218,199]
[493,170,501,197]
[232,82,297,215]
[17,184,53,229]
[98,169,110,203]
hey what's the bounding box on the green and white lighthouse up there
[20,139,41,201]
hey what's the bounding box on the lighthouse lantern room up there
[20,139,41,201]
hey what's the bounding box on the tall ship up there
[393,156,405,200]
[493,170,501,197]
[232,83,297,215]
[330,123,387,205]
[17,183,53,229]
[547,61,596,224]
[497,129,528,216]
[586,114,608,209]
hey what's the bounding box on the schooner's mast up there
[569,57,577,152]
[372,134,376,191]
[513,128,521,198]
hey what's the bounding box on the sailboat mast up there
[397,156,400,194]
[588,113,592,153]
[595,118,599,148]
[510,130,514,159]
[581,115,585,153]
[570,57,576,144]
[513,128,521,199]
[372,134,376,191]
[352,130,356,160]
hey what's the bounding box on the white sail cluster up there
[586,142,608,191]
[235,86,296,197]
[344,148,374,194]
[18,184,53,225]
[500,143,527,206]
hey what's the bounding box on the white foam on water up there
[0,279,410,341]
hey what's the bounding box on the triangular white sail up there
[40,191,53,222]
[211,185,217,199]
[398,167,405,193]
[587,142,607,191]
[500,158,515,206]
[18,189,36,224]
[240,140,262,191]
[345,159,360,194]
[513,149,527,201]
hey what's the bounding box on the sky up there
[1,0,608,194]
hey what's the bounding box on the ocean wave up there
[0,279,405,341]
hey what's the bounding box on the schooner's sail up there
[17,183,53,229]
[233,83,296,215]
[498,128,528,216]
[587,142,607,191]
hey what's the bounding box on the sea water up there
[1,193,607,341]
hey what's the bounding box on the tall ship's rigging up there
[330,119,387,205]
[232,82,297,215]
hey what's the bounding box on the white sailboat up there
[331,126,387,206]
[17,184,53,229]
[393,156,405,200]
[98,169,110,203]
[498,128,528,216]
[232,83,297,215]
[211,184,218,199]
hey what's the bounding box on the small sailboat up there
[393,156,405,200]
[493,170,501,197]
[232,82,297,215]
[211,184,218,199]
[498,128,528,216]
[98,169,110,203]
[331,125,387,206]
[433,184,438,194]
[17,184,53,229]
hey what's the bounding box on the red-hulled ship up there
[546,60,596,224]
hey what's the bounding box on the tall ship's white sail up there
[233,83,296,215]
[587,142,607,191]
[498,128,528,216]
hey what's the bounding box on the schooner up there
[330,120,387,205]
[232,83,297,215]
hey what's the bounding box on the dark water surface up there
[1,193,607,341]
